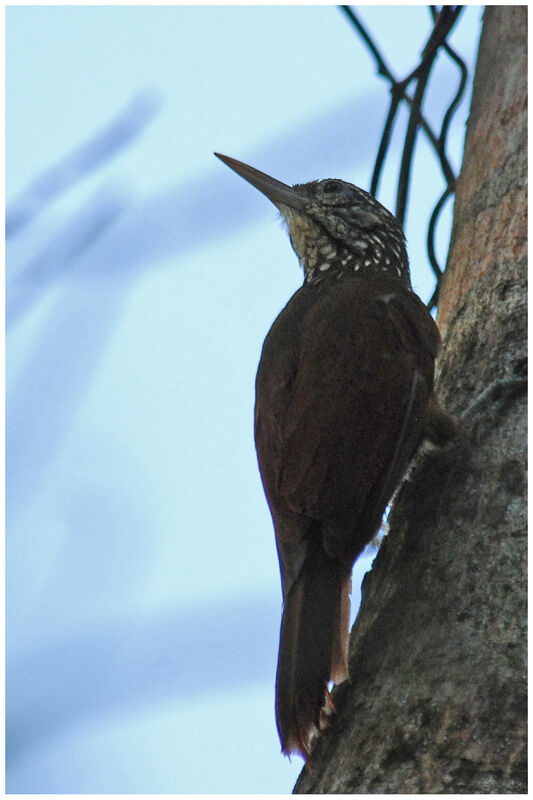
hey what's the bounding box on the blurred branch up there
[6,90,161,238]
[7,594,279,760]
[6,187,128,329]
[5,94,400,323]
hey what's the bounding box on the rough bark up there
[294,6,526,793]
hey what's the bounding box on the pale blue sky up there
[6,5,482,793]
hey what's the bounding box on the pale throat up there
[278,205,410,286]
[279,206,336,280]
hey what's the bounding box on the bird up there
[214,152,456,761]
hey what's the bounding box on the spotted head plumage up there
[214,153,411,287]
[278,178,410,287]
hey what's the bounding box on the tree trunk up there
[294,6,527,793]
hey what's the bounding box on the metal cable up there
[340,5,468,309]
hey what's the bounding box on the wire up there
[339,6,468,309]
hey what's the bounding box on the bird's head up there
[215,153,410,286]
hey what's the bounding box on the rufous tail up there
[275,540,351,759]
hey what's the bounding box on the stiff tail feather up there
[275,540,351,759]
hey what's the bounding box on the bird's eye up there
[322,181,339,193]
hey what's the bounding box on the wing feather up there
[255,276,437,585]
